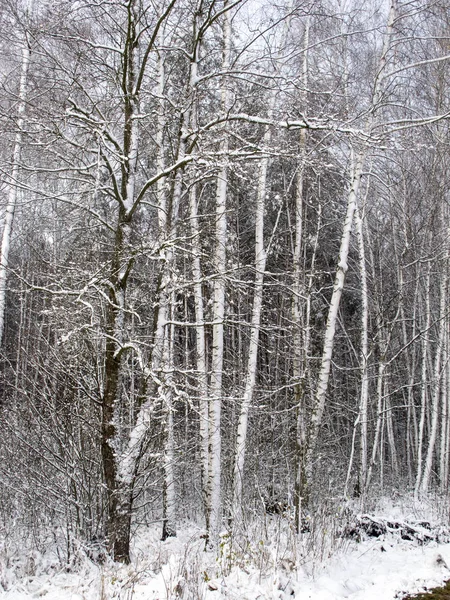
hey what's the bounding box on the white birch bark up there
[356,205,369,493]
[151,163,184,540]
[208,2,231,541]
[414,263,432,499]
[232,107,270,524]
[0,42,31,346]
[151,30,169,379]
[343,201,369,503]
[156,36,167,236]
[187,35,210,527]
[209,172,226,540]
[189,182,210,526]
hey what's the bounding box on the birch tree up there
[292,16,310,529]
[231,100,271,527]
[304,1,397,484]
[0,38,30,345]
[208,0,232,542]
[343,199,370,504]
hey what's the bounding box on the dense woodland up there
[0,0,449,565]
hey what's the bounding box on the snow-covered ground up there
[2,497,450,599]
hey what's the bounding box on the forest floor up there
[2,495,450,599]
[402,580,450,599]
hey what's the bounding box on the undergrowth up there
[1,493,450,598]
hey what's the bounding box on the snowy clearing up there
[2,498,450,600]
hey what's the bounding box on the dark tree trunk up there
[101,212,133,563]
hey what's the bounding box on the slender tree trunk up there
[184,18,210,531]
[344,201,369,504]
[208,2,231,541]
[380,392,386,492]
[232,108,270,526]
[398,183,419,484]
[189,181,210,531]
[438,209,450,491]
[421,254,448,492]
[385,394,399,478]
[292,19,310,531]
[440,330,450,491]
[402,272,418,484]
[0,42,31,346]
[153,161,185,540]
[162,293,177,540]
[414,263,432,499]
[357,205,370,498]
[365,352,386,494]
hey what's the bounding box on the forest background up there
[0,0,449,568]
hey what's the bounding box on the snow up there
[294,538,450,600]
[2,498,450,600]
